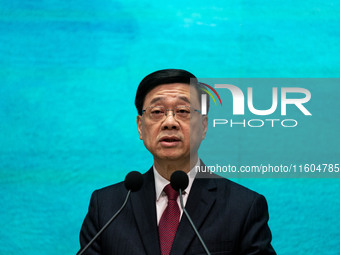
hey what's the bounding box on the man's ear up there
[137,115,143,140]
[202,115,208,140]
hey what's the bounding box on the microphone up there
[124,171,144,191]
[170,171,211,255]
[78,171,143,255]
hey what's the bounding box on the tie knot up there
[163,184,179,200]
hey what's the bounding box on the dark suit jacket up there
[79,167,276,255]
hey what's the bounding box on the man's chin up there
[156,153,188,161]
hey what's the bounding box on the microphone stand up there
[77,190,131,255]
[178,189,211,255]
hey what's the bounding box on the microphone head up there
[170,170,189,192]
[124,171,143,192]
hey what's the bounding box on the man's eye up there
[151,109,164,114]
[177,109,190,114]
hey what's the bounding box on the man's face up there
[137,83,208,163]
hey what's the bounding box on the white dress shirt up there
[154,159,199,225]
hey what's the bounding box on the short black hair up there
[135,69,209,115]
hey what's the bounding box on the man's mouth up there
[160,136,181,147]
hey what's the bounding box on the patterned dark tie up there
[158,184,180,255]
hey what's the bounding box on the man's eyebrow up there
[148,96,190,105]
[149,97,164,105]
[178,96,190,104]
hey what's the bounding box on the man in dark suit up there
[78,69,276,255]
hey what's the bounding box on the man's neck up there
[153,155,198,180]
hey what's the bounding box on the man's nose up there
[161,111,179,130]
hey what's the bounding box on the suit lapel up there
[130,168,161,255]
[171,172,217,255]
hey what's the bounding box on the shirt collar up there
[154,159,200,201]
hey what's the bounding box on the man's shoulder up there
[89,180,126,206]
[198,172,263,202]
[217,174,256,190]
[93,169,153,197]
[96,180,125,194]
[210,175,269,216]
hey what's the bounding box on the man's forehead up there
[143,83,200,107]
[149,96,190,105]
[145,83,188,98]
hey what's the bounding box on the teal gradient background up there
[1,0,339,254]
